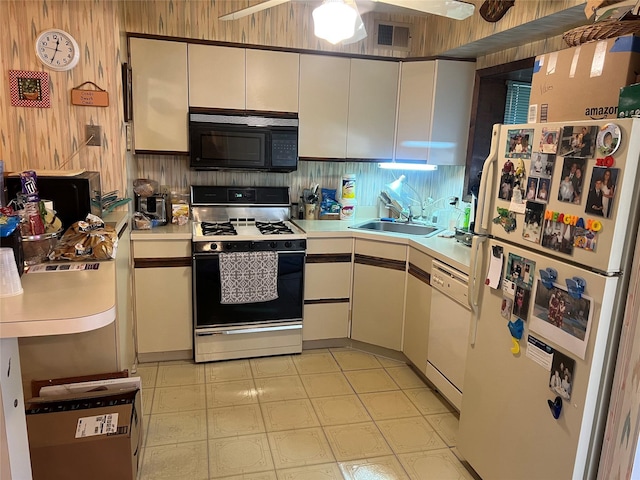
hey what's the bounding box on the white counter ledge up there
[130,221,192,241]
[293,219,472,274]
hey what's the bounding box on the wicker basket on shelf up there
[563,18,640,46]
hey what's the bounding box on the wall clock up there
[35,29,80,71]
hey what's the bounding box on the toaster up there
[135,193,168,224]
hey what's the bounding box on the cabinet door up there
[429,60,475,165]
[352,263,405,350]
[305,263,351,299]
[395,61,435,161]
[347,59,398,160]
[134,266,193,354]
[303,303,350,341]
[130,38,188,152]
[404,272,431,371]
[299,54,350,158]
[246,50,299,112]
[188,44,245,109]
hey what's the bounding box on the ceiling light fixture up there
[378,162,438,171]
[312,0,358,45]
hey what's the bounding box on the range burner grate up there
[255,221,294,235]
[201,221,238,236]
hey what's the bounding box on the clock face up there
[35,29,80,71]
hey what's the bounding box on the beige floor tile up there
[376,417,447,454]
[398,449,475,480]
[276,462,343,480]
[344,369,399,394]
[301,348,331,355]
[376,356,407,368]
[146,409,207,447]
[323,422,392,461]
[136,364,158,389]
[293,352,340,374]
[300,372,354,398]
[206,359,253,383]
[209,433,275,478]
[261,399,320,431]
[332,350,383,370]
[156,363,205,387]
[140,440,209,480]
[385,366,427,389]
[217,472,278,480]
[403,388,455,415]
[251,356,298,378]
[425,412,459,447]
[206,379,258,408]
[152,384,206,414]
[339,455,410,480]
[254,375,307,403]
[142,388,154,415]
[311,395,371,426]
[208,404,266,438]
[268,427,335,469]
[359,391,421,420]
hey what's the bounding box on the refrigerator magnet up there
[499,171,515,201]
[596,123,621,156]
[542,218,575,255]
[530,153,555,178]
[549,350,575,401]
[573,227,597,252]
[522,202,545,244]
[505,128,534,158]
[557,157,586,204]
[513,285,532,321]
[558,125,597,158]
[536,178,550,203]
[485,245,504,289]
[585,167,619,218]
[540,127,561,154]
[501,296,513,319]
[506,253,536,290]
[492,207,517,233]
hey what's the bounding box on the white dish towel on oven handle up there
[219,251,279,304]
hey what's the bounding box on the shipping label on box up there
[75,413,119,438]
[529,35,640,122]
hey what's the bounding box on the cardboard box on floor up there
[529,35,640,123]
[26,387,141,480]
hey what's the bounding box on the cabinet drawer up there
[355,239,406,262]
[307,238,352,255]
[303,303,350,340]
[305,263,351,299]
[133,240,191,259]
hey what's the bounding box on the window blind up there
[503,80,531,124]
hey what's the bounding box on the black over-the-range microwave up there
[189,112,299,172]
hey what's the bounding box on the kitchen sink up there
[349,220,443,237]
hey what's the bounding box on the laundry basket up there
[563,19,640,46]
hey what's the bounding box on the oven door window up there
[194,252,304,327]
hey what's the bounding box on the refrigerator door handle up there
[475,124,501,234]
[468,234,487,346]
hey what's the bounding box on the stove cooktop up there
[192,219,304,243]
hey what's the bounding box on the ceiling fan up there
[219,0,476,45]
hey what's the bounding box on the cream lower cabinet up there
[303,238,353,341]
[403,248,433,370]
[351,239,407,351]
[133,239,192,360]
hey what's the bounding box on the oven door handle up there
[196,324,302,336]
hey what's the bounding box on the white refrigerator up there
[458,118,640,480]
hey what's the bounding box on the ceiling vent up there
[374,21,411,51]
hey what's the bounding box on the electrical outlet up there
[85,125,102,146]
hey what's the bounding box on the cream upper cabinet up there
[188,44,246,109]
[299,54,350,158]
[347,59,399,160]
[246,49,299,112]
[130,37,189,152]
[395,59,475,165]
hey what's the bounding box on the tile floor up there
[135,347,480,480]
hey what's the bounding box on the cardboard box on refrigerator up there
[529,35,640,122]
[25,388,141,480]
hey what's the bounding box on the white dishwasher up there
[427,259,471,411]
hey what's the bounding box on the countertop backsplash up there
[135,154,465,212]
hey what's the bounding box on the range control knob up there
[269,242,277,249]
[210,243,218,251]
[225,243,234,250]
[284,241,292,248]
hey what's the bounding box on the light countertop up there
[294,219,472,274]
[130,222,192,241]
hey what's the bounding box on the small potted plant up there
[19,78,40,101]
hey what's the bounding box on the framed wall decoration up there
[9,70,50,108]
[121,63,133,122]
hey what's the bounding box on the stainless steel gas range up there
[190,185,306,363]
